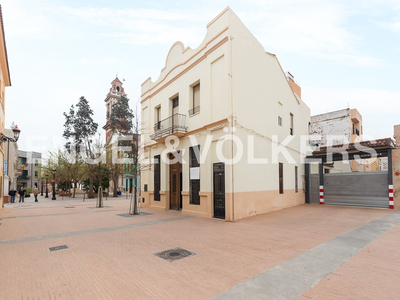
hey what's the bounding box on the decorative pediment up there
[161,41,190,74]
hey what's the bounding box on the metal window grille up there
[189,145,200,205]
[323,157,388,174]
[188,106,200,116]
[279,163,283,194]
[154,155,160,201]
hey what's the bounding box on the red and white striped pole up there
[389,185,394,209]
[320,185,324,205]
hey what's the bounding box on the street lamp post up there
[45,174,49,198]
[1,126,21,199]
[40,177,43,196]
[51,168,56,200]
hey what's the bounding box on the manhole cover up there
[154,247,196,262]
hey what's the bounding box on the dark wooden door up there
[213,163,225,219]
[170,153,182,210]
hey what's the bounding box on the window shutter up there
[193,84,200,108]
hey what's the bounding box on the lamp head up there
[12,126,20,141]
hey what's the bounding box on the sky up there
[1,0,400,156]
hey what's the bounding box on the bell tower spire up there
[103,77,128,143]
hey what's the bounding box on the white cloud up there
[378,21,400,33]
[59,6,206,46]
[234,0,386,67]
[51,1,389,66]
[1,0,52,39]
[80,56,122,65]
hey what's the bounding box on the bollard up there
[133,186,138,215]
[96,186,103,208]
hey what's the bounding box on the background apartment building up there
[140,7,310,221]
[17,150,42,190]
[309,108,363,147]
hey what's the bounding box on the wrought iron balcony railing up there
[188,106,200,116]
[151,113,188,140]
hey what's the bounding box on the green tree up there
[63,96,99,198]
[83,166,109,193]
[109,96,134,134]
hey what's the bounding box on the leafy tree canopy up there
[109,95,134,134]
[83,166,110,193]
[63,96,98,152]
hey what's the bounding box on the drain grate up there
[154,247,196,262]
[116,212,152,217]
[49,245,68,251]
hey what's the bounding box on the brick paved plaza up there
[0,195,399,299]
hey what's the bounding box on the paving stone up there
[0,199,396,299]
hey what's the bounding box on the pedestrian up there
[18,187,25,203]
[8,188,16,203]
[33,186,40,202]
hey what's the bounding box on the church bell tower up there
[103,77,128,144]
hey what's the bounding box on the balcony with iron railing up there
[151,113,188,140]
[17,174,29,180]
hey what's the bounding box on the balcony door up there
[155,106,161,130]
[169,152,182,211]
[172,96,179,115]
[171,96,179,132]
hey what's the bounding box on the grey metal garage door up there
[324,171,389,208]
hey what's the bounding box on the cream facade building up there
[140,7,310,220]
[0,6,11,208]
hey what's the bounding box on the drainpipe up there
[230,35,235,221]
